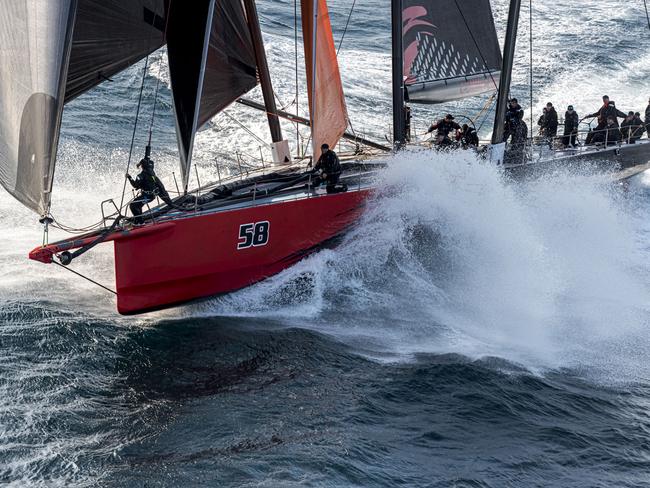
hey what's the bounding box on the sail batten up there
[403,0,502,104]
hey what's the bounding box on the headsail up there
[0,0,77,215]
[66,0,167,102]
[167,0,259,190]
[301,0,348,156]
[403,0,502,104]
[198,1,258,128]
[166,0,216,191]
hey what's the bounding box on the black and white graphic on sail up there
[403,0,502,104]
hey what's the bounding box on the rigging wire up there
[222,111,270,147]
[53,262,117,295]
[118,55,151,213]
[453,0,499,92]
[644,0,650,30]
[336,0,357,55]
[529,0,534,139]
[147,48,167,145]
[476,93,498,132]
[118,3,167,213]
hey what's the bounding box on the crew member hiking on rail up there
[427,114,461,146]
[311,143,347,194]
[126,156,173,224]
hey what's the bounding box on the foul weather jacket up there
[545,108,559,136]
[428,119,461,138]
[128,168,172,205]
[587,103,627,127]
[564,111,579,134]
[314,150,341,176]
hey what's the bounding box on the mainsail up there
[0,1,77,215]
[403,0,502,104]
[301,0,348,156]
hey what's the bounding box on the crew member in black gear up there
[126,157,173,224]
[645,97,650,134]
[427,114,461,146]
[544,102,559,146]
[633,112,646,141]
[504,98,524,142]
[506,111,529,164]
[562,105,579,148]
[591,117,621,145]
[312,143,346,194]
[621,111,636,143]
[621,111,645,143]
[457,124,479,148]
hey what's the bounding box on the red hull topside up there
[30,187,372,315]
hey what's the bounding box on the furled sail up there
[0,0,77,215]
[167,0,259,190]
[301,0,348,156]
[403,0,502,104]
[66,0,167,102]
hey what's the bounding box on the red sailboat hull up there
[111,189,370,314]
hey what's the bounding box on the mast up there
[391,0,406,149]
[491,0,522,144]
[243,0,283,143]
[311,0,319,154]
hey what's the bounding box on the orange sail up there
[301,0,348,157]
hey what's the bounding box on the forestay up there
[403,0,502,104]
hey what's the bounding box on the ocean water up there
[2,1,650,486]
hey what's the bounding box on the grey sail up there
[403,0,502,104]
[0,0,76,215]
